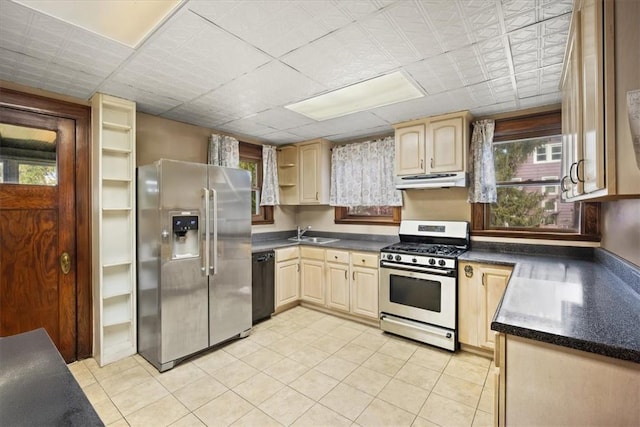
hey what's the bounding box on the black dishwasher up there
[252,250,275,324]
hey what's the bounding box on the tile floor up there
[69,307,494,427]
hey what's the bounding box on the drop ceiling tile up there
[329,125,393,143]
[101,80,184,115]
[470,99,518,117]
[288,111,389,140]
[541,0,572,20]
[368,92,452,124]
[501,0,536,17]
[517,92,561,109]
[542,13,571,34]
[251,108,316,131]
[464,2,502,42]
[216,117,278,137]
[504,10,537,32]
[419,1,472,51]
[260,130,305,145]
[466,81,496,106]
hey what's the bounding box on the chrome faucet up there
[297,225,311,240]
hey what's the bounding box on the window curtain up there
[329,136,402,207]
[208,134,239,168]
[468,119,497,203]
[260,145,279,206]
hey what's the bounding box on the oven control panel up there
[380,252,456,270]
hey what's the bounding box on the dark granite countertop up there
[460,247,640,363]
[252,231,396,254]
[0,328,103,426]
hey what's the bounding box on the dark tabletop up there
[0,328,103,426]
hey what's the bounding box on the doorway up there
[0,89,91,362]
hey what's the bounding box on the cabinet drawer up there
[275,246,298,262]
[326,249,349,264]
[351,252,379,268]
[300,246,325,260]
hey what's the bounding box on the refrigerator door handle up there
[202,187,210,276]
[210,188,218,275]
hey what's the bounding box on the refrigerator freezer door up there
[208,166,252,345]
[158,160,209,365]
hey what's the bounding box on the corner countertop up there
[459,249,640,363]
[252,234,396,254]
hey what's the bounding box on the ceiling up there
[0,0,571,145]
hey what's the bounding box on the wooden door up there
[300,258,325,305]
[0,106,77,362]
[275,259,299,308]
[427,116,464,173]
[326,262,349,312]
[478,265,511,349]
[299,143,319,204]
[395,124,425,175]
[350,266,378,318]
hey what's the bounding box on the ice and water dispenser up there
[170,213,199,259]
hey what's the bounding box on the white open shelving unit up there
[91,93,137,366]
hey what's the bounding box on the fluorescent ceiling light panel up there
[286,72,424,121]
[14,0,181,48]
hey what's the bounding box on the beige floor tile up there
[88,356,140,382]
[259,386,314,425]
[477,388,494,414]
[192,349,237,374]
[394,362,441,391]
[288,327,327,344]
[344,366,392,396]
[377,338,418,361]
[194,390,253,426]
[133,354,161,377]
[231,408,283,427]
[472,409,493,427]
[356,398,415,427]
[335,343,375,364]
[314,355,359,381]
[111,377,169,415]
[126,395,189,427]
[268,321,304,336]
[211,359,260,388]
[362,352,406,376]
[290,369,339,401]
[69,361,97,388]
[173,376,228,411]
[82,382,109,405]
[319,383,374,421]
[92,398,123,425]
[378,379,430,414]
[241,347,284,371]
[411,416,440,427]
[484,370,495,390]
[433,374,483,408]
[289,346,331,367]
[263,357,309,384]
[100,365,153,397]
[444,358,489,386]
[419,393,475,427]
[169,413,206,427]
[308,316,346,333]
[106,418,129,427]
[452,351,492,369]
[223,338,262,358]
[249,328,285,347]
[327,325,363,341]
[350,332,388,351]
[156,362,208,392]
[408,347,452,372]
[233,372,285,405]
[309,334,349,354]
[267,337,306,356]
[292,403,352,427]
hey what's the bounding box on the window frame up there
[334,206,401,226]
[471,110,600,241]
[238,142,274,225]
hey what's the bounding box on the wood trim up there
[239,141,274,225]
[0,88,92,359]
[334,206,401,226]
[493,110,562,142]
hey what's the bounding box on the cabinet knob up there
[420,159,423,169]
[334,255,338,259]
[361,259,365,263]
[464,265,473,278]
[430,158,434,168]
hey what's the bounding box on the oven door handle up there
[380,315,453,339]
[379,262,456,277]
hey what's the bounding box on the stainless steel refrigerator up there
[136,159,252,372]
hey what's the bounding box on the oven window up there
[389,274,441,312]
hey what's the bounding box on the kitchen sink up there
[287,236,340,244]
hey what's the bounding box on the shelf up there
[102,121,132,132]
[103,318,132,328]
[103,261,132,268]
[103,146,132,154]
[279,184,296,187]
[102,207,132,211]
[102,178,132,183]
[279,164,296,168]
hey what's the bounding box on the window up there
[472,110,600,240]
[238,142,273,225]
[334,206,401,225]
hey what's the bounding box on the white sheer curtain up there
[208,134,239,168]
[468,119,497,203]
[330,136,402,207]
[260,145,279,206]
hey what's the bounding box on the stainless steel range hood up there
[395,172,467,189]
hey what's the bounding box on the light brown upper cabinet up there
[277,145,299,205]
[277,139,331,205]
[561,0,640,200]
[394,111,472,176]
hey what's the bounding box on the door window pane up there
[0,123,57,185]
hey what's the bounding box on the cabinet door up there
[458,263,480,346]
[276,259,299,308]
[478,265,511,349]
[277,145,299,205]
[580,0,605,194]
[395,124,426,175]
[426,116,464,173]
[326,262,349,312]
[299,143,320,204]
[300,258,325,304]
[350,266,378,318]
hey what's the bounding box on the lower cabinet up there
[326,249,350,312]
[275,247,299,309]
[349,252,379,318]
[458,262,512,351]
[300,247,326,305]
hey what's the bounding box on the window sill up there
[334,218,400,226]
[471,230,600,242]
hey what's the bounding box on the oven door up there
[379,265,456,330]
